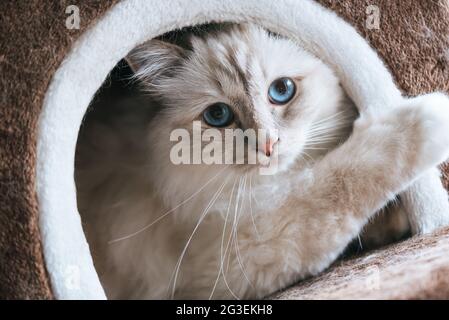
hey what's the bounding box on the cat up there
[75,24,449,299]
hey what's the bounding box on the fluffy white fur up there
[76,25,449,299]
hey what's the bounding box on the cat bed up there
[1,0,449,299]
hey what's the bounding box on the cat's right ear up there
[125,39,186,82]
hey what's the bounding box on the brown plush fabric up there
[0,0,117,300]
[317,0,449,96]
[0,0,448,299]
[272,226,449,299]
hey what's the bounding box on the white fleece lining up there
[36,0,445,299]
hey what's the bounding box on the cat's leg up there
[238,93,449,298]
[293,91,449,258]
[401,167,449,234]
[401,168,449,234]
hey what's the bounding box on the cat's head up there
[127,24,351,180]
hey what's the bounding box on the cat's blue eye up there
[203,103,234,127]
[268,77,296,105]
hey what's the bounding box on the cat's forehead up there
[186,25,318,99]
[161,24,327,125]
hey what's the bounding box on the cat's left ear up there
[125,39,186,81]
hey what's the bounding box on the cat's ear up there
[125,39,186,81]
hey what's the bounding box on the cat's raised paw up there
[402,93,449,169]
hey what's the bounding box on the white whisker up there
[234,174,254,289]
[303,146,330,150]
[227,177,244,274]
[169,177,229,299]
[249,173,260,239]
[108,167,228,244]
[302,110,354,154]
[220,178,241,299]
[209,178,238,300]
[302,151,314,163]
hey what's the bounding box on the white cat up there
[76,24,449,299]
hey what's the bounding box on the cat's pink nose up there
[262,138,278,157]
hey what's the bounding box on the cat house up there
[1,0,449,299]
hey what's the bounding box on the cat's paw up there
[401,93,449,170]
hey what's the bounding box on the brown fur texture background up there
[0,0,448,299]
[0,0,118,300]
[273,226,449,299]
